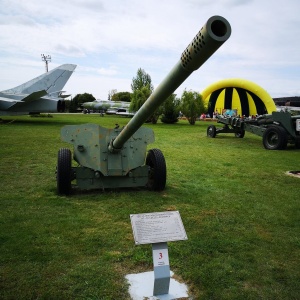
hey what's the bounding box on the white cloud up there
[0,0,299,99]
[97,67,118,76]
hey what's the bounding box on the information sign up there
[130,211,187,245]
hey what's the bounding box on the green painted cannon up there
[207,111,300,150]
[56,15,231,195]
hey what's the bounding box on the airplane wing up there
[21,90,48,102]
[0,90,47,109]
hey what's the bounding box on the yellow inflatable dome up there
[201,78,276,117]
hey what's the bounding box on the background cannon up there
[56,15,231,195]
[207,111,300,150]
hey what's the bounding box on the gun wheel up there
[235,130,245,138]
[57,148,72,195]
[146,148,166,191]
[207,125,217,138]
[263,126,287,150]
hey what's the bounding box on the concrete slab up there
[125,270,190,300]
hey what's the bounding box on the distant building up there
[273,97,300,107]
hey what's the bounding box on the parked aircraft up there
[0,64,76,115]
[82,100,134,116]
[82,99,130,111]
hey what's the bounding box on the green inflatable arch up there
[201,78,276,117]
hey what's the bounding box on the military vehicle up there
[56,15,231,195]
[207,111,300,150]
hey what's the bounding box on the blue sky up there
[0,0,299,100]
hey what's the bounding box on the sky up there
[0,0,299,100]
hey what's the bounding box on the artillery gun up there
[56,16,231,195]
[207,111,300,150]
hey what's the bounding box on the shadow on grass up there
[58,185,165,198]
[0,117,80,127]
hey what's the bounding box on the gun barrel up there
[109,15,231,152]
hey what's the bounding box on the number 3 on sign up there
[153,249,169,267]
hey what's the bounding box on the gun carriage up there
[207,111,300,150]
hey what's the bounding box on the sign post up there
[130,211,187,296]
[296,119,300,131]
[152,242,170,295]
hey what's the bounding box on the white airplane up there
[82,100,134,116]
[0,64,76,115]
[82,99,130,111]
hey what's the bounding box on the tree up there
[180,90,205,125]
[111,91,131,102]
[130,68,162,123]
[108,89,117,101]
[130,86,151,112]
[129,86,161,123]
[161,94,180,124]
[64,98,71,112]
[130,69,153,112]
[131,68,154,92]
[69,93,96,112]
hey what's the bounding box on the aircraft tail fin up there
[2,64,77,96]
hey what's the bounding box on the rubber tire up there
[146,148,166,191]
[57,148,72,195]
[207,125,217,138]
[262,126,288,150]
[235,130,245,138]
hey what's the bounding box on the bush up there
[161,94,180,124]
[180,90,205,125]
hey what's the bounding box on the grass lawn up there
[0,113,299,299]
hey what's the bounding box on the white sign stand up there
[130,211,187,296]
[152,242,170,295]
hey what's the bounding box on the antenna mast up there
[41,54,51,72]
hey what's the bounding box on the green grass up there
[0,114,299,299]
